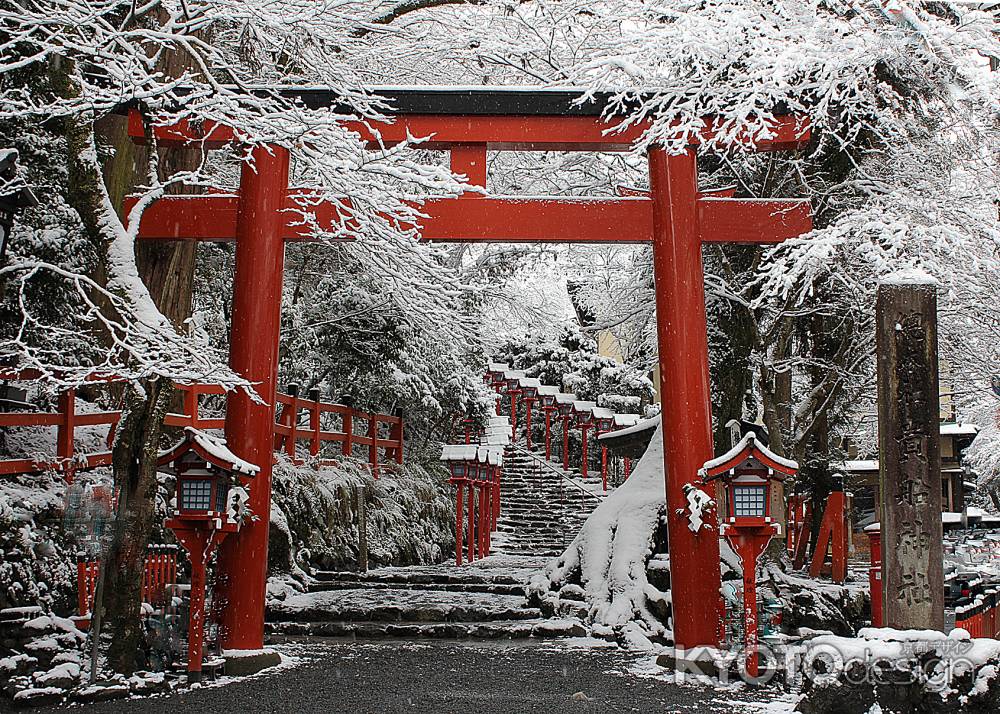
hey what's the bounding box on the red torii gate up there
[126,87,811,654]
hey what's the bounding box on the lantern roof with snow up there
[440,443,504,467]
[157,427,260,477]
[537,385,559,397]
[591,406,615,422]
[699,431,797,482]
[553,392,577,405]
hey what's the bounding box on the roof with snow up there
[940,422,979,437]
[487,362,509,373]
[700,431,797,481]
[537,385,560,396]
[612,413,641,428]
[518,377,541,389]
[841,459,880,473]
[554,392,577,404]
[157,427,260,476]
[572,400,597,413]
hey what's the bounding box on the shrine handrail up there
[272,387,403,476]
[508,443,601,505]
[0,372,403,479]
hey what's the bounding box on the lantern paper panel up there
[732,484,767,518]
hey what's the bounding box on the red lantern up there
[158,428,259,683]
[700,432,796,678]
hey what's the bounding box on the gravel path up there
[35,639,782,714]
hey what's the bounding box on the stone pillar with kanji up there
[876,273,944,630]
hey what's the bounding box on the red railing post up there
[580,424,590,478]
[368,413,379,478]
[56,387,76,482]
[308,387,321,460]
[168,546,177,591]
[478,484,488,557]
[392,408,404,465]
[601,443,608,492]
[285,384,300,460]
[342,405,353,457]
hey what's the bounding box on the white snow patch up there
[879,267,939,286]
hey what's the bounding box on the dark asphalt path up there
[36,639,776,714]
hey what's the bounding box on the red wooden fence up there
[273,385,403,477]
[77,544,178,618]
[0,372,403,479]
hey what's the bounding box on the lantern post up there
[486,363,508,416]
[157,428,258,683]
[555,394,576,470]
[442,447,473,565]
[537,387,559,460]
[468,457,478,561]
[520,378,540,450]
[700,432,796,678]
[503,371,525,443]
[593,408,614,492]
[572,401,596,478]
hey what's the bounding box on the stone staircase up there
[491,445,604,557]
[265,445,606,641]
[266,556,586,640]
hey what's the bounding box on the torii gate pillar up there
[215,146,290,650]
[648,147,721,648]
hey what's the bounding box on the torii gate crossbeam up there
[125,87,811,654]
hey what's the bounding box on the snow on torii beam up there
[124,87,811,656]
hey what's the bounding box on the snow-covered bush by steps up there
[0,475,76,613]
[267,455,455,597]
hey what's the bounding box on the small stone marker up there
[876,271,944,630]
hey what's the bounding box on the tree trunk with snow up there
[102,379,174,674]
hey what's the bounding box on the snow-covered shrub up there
[0,475,75,613]
[267,454,455,591]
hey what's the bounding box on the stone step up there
[313,570,522,586]
[306,580,525,596]
[267,617,587,640]
[268,588,539,624]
